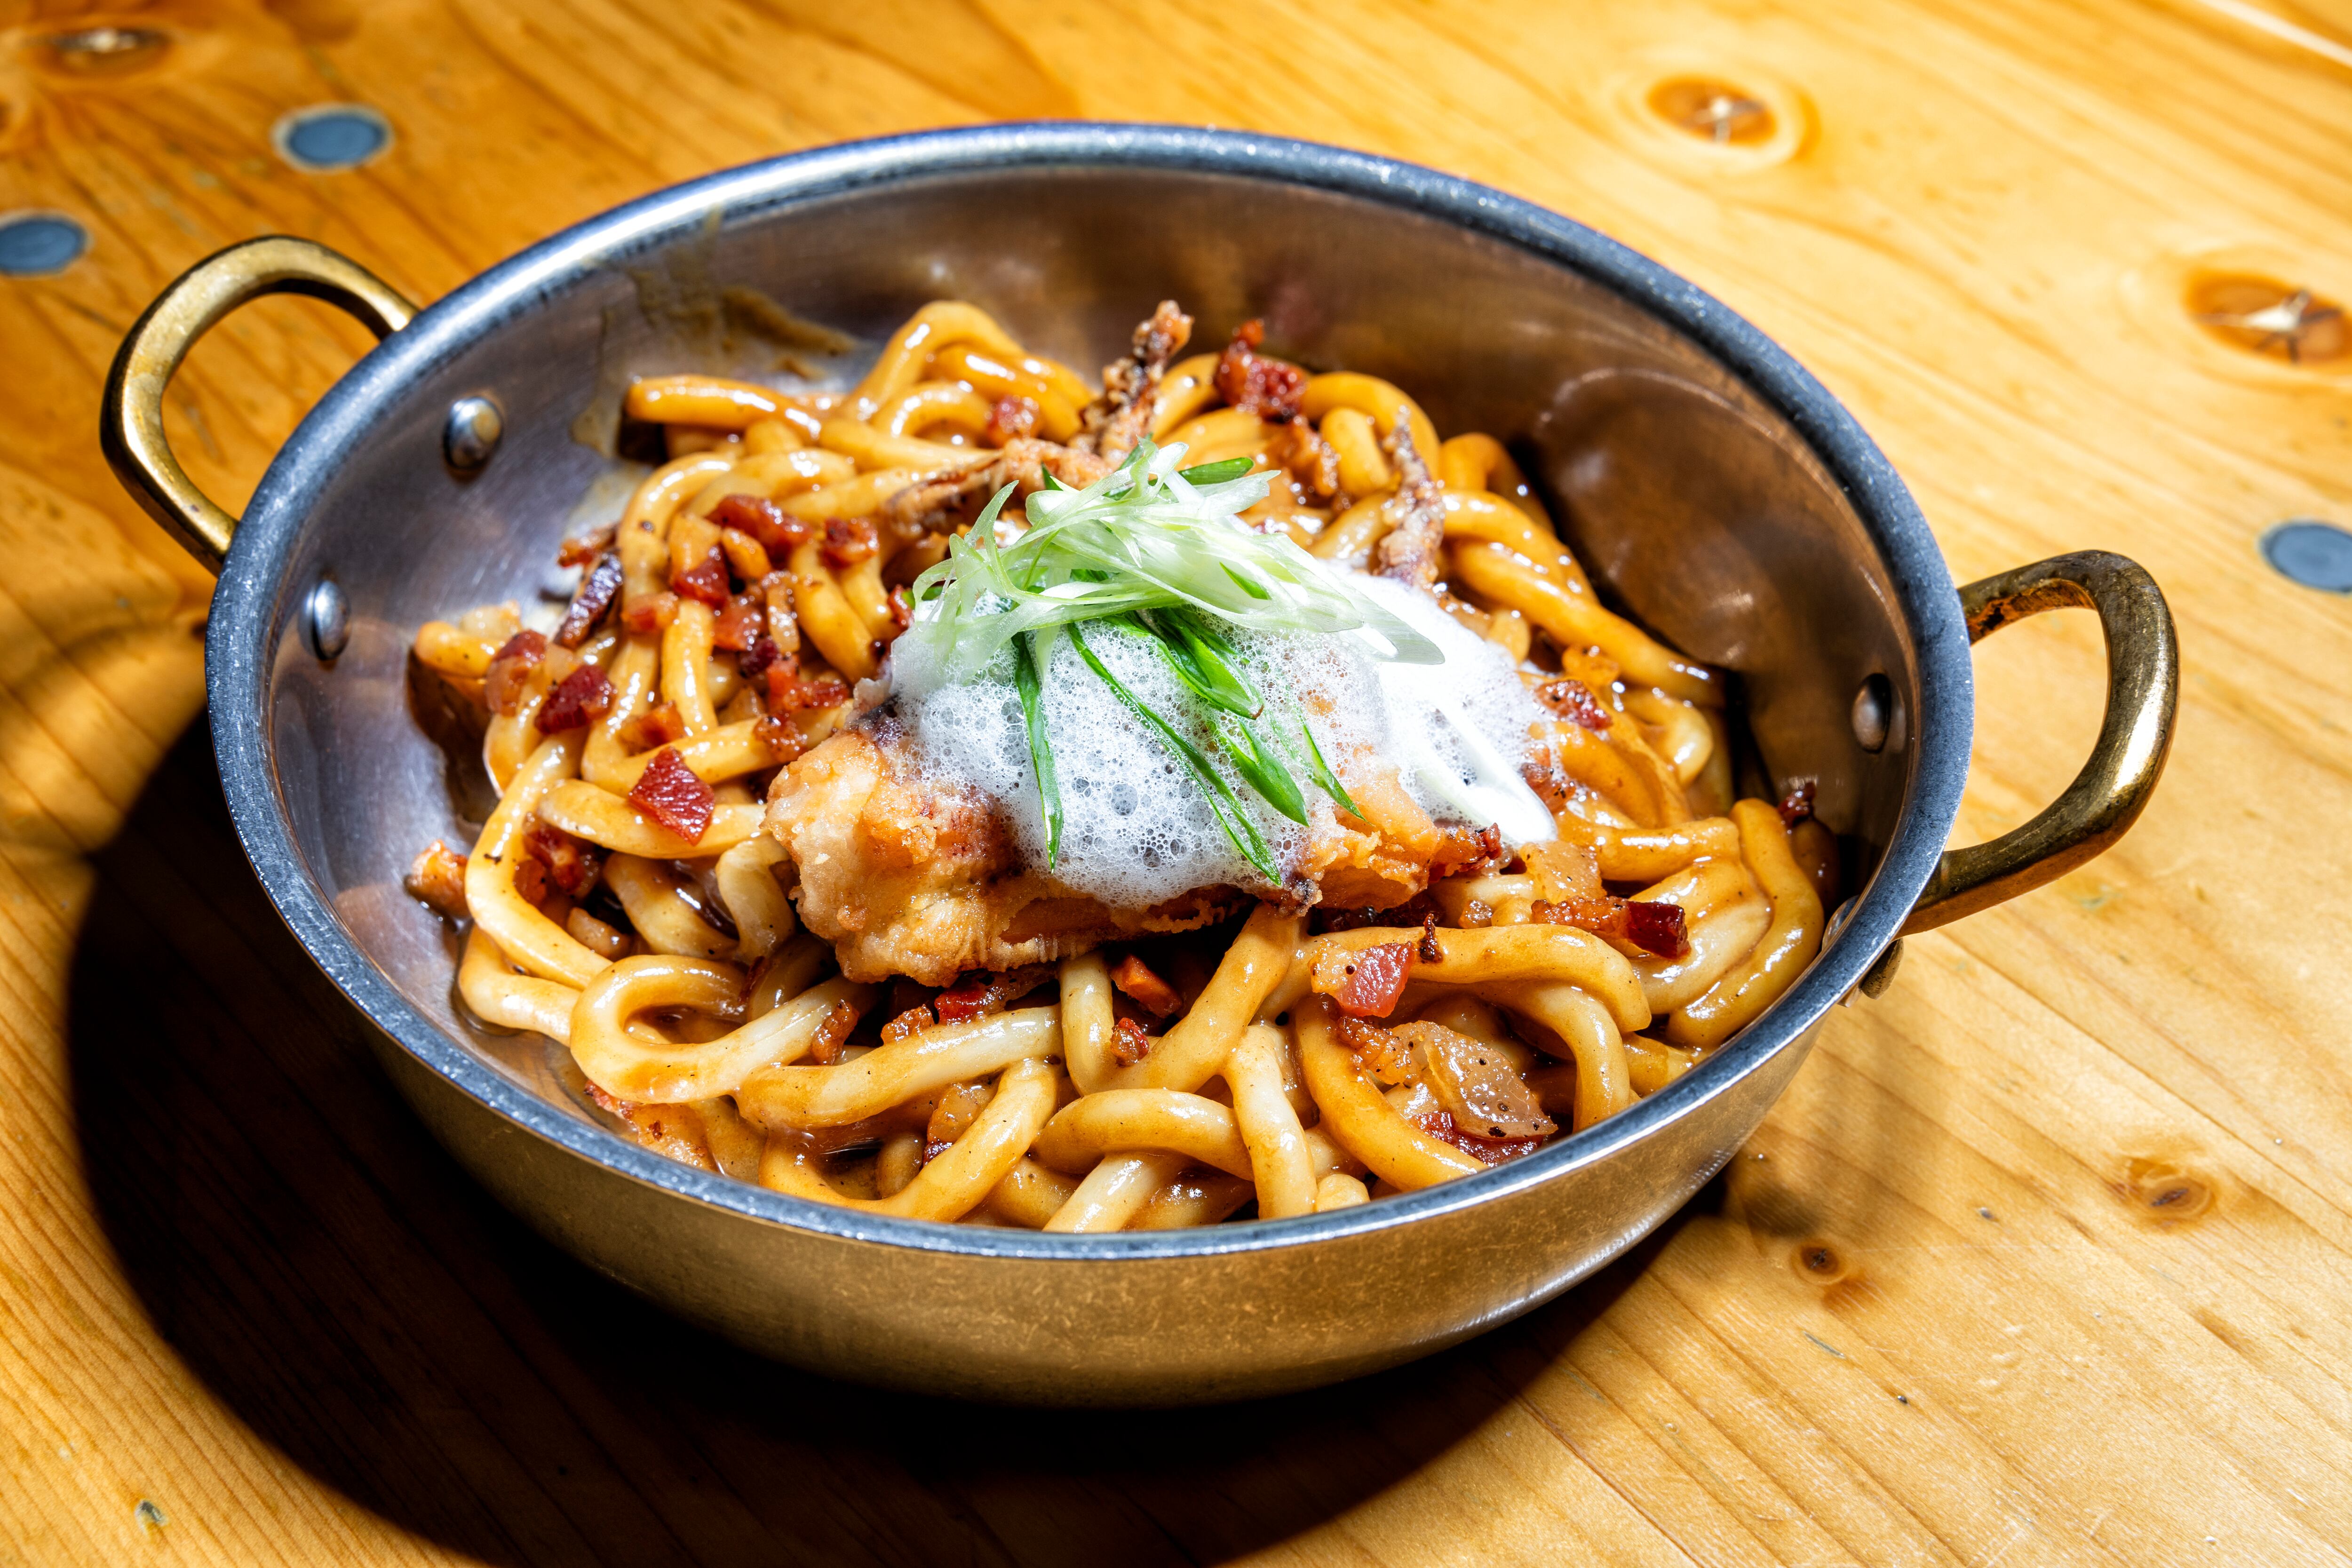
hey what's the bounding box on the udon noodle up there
[405,300,1836,1230]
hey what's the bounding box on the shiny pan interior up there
[205,125,1967,1404]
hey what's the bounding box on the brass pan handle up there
[100,236,416,574]
[1902,550,2178,935]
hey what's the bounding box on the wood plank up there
[0,0,2347,1561]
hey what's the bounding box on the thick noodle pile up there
[404,300,1836,1230]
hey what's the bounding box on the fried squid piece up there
[1374,422,1446,589]
[1075,300,1193,461]
[882,437,1113,535]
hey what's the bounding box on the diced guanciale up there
[627,748,715,844]
[404,840,469,919]
[1429,823,1502,877]
[736,635,782,682]
[1530,895,1689,959]
[671,552,730,606]
[805,999,859,1065]
[933,963,1054,1024]
[708,493,811,559]
[1535,677,1613,733]
[1335,1014,1418,1084]
[523,823,603,899]
[881,1004,935,1044]
[1110,954,1181,1018]
[484,630,548,715]
[555,553,624,647]
[766,663,850,713]
[1215,319,1305,421]
[535,661,615,733]
[1112,1016,1155,1065]
[556,525,618,568]
[818,516,878,568]
[1778,778,1817,826]
[1311,940,1417,1018]
[713,591,765,650]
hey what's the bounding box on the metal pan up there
[100,124,2176,1405]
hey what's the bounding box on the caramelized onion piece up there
[1393,1020,1555,1140]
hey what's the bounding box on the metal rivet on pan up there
[306,579,350,661]
[443,395,504,471]
[1859,939,1904,999]
[2261,520,2352,593]
[0,211,89,277]
[271,103,392,173]
[1851,673,1892,752]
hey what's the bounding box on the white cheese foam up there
[889,577,1556,909]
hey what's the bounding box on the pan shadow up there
[67,723,1668,1568]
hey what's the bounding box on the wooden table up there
[4,1,2348,1561]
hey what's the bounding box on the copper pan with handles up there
[100,125,2176,1405]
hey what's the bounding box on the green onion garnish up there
[1177,457,1253,485]
[1298,721,1361,819]
[893,437,1441,886]
[1066,620,1279,883]
[1012,629,1061,868]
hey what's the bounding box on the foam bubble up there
[894,578,1555,907]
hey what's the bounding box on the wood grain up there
[2,0,2349,1561]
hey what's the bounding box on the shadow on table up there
[67,724,1679,1568]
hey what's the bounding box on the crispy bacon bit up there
[1312,941,1417,1019]
[620,591,679,635]
[485,630,548,715]
[1110,954,1182,1018]
[736,635,782,683]
[1335,1014,1418,1084]
[1112,1016,1156,1065]
[717,527,771,581]
[818,516,877,569]
[404,840,469,919]
[934,963,1056,1025]
[1215,318,1306,421]
[805,1000,859,1065]
[524,822,603,899]
[887,584,913,633]
[556,525,618,568]
[627,748,716,844]
[753,713,810,763]
[510,851,552,907]
[1419,911,1443,965]
[1779,779,1817,827]
[709,493,813,559]
[555,553,624,648]
[672,552,731,606]
[984,394,1040,445]
[1413,1110,1546,1165]
[619,702,686,752]
[1312,891,1440,934]
[766,663,850,713]
[1430,823,1504,878]
[1531,895,1690,960]
[1535,677,1613,732]
[713,591,764,651]
[535,661,614,733]
[881,1004,935,1044]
